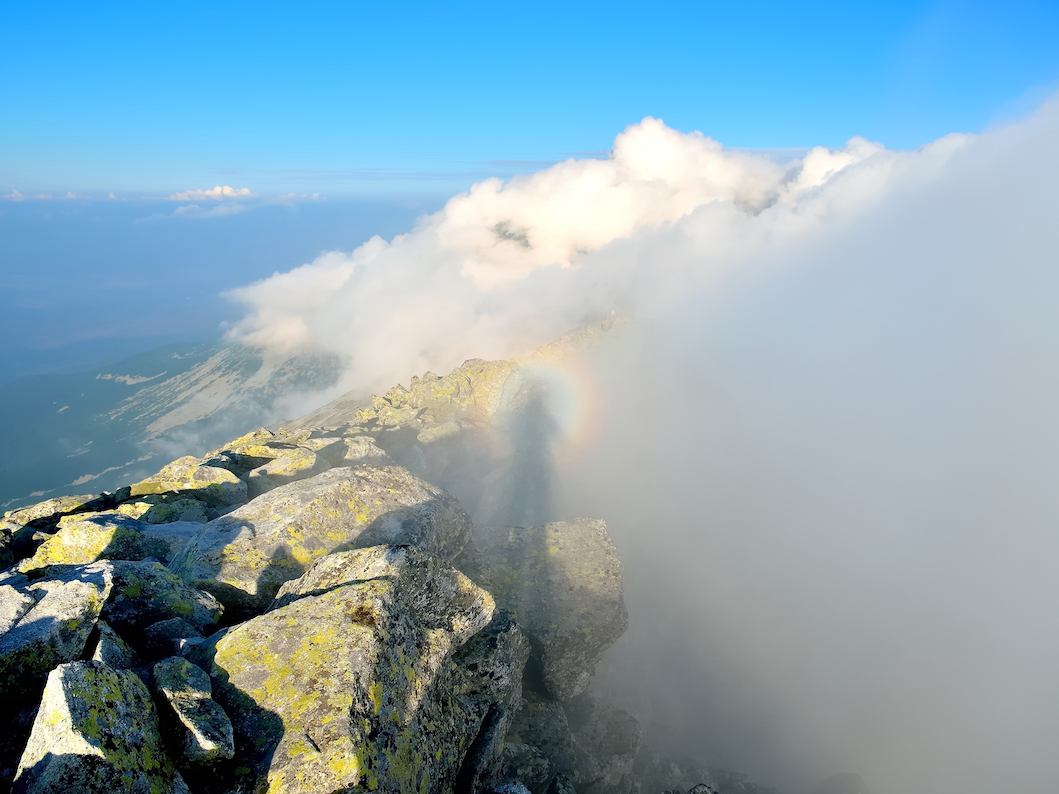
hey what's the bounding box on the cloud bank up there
[226,99,1059,793]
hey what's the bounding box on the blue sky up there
[2,0,1058,378]
[4,0,1058,196]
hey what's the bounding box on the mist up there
[227,96,1059,792]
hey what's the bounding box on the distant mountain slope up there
[0,342,339,509]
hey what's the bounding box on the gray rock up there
[494,783,534,794]
[92,560,224,634]
[2,494,108,530]
[467,518,628,700]
[507,691,577,778]
[153,656,234,764]
[0,583,35,636]
[111,496,212,525]
[198,544,496,794]
[138,521,203,563]
[12,660,182,794]
[0,563,113,705]
[141,617,202,660]
[170,465,473,615]
[90,620,138,670]
[452,611,532,792]
[0,570,28,587]
[567,694,642,794]
[129,456,247,507]
[245,447,332,499]
[311,435,394,467]
[17,514,169,572]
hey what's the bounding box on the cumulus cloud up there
[225,116,938,387]
[169,185,256,200]
[3,189,24,201]
[224,99,1059,794]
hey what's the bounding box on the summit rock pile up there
[0,317,749,794]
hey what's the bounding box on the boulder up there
[0,583,35,636]
[0,563,112,705]
[90,621,138,670]
[170,465,473,615]
[12,660,184,794]
[566,694,642,794]
[503,690,577,788]
[3,494,111,531]
[447,609,532,793]
[137,498,211,525]
[467,519,628,700]
[245,446,331,499]
[312,435,394,468]
[197,544,497,794]
[152,656,234,764]
[141,618,203,660]
[94,561,223,635]
[137,521,203,564]
[129,456,246,507]
[16,515,168,573]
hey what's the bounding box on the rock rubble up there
[0,318,755,794]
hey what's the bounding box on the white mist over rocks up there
[228,97,1059,793]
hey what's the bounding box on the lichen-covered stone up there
[141,618,202,660]
[91,620,138,670]
[466,519,628,701]
[17,515,168,573]
[12,660,182,794]
[129,457,247,507]
[245,447,331,499]
[450,611,532,792]
[2,494,109,530]
[153,656,234,764]
[312,435,394,468]
[566,694,642,794]
[0,563,112,705]
[505,690,577,782]
[94,561,223,634]
[200,544,496,794]
[136,499,211,525]
[170,465,473,615]
[201,428,313,478]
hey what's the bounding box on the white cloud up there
[223,96,1059,794]
[3,189,24,201]
[169,185,256,201]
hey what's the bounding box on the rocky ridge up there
[0,317,760,794]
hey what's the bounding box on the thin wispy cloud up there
[171,202,250,218]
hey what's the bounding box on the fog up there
[228,96,1059,792]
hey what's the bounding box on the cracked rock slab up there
[170,465,473,615]
[12,660,184,794]
[465,518,628,701]
[198,544,495,794]
[153,656,234,764]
